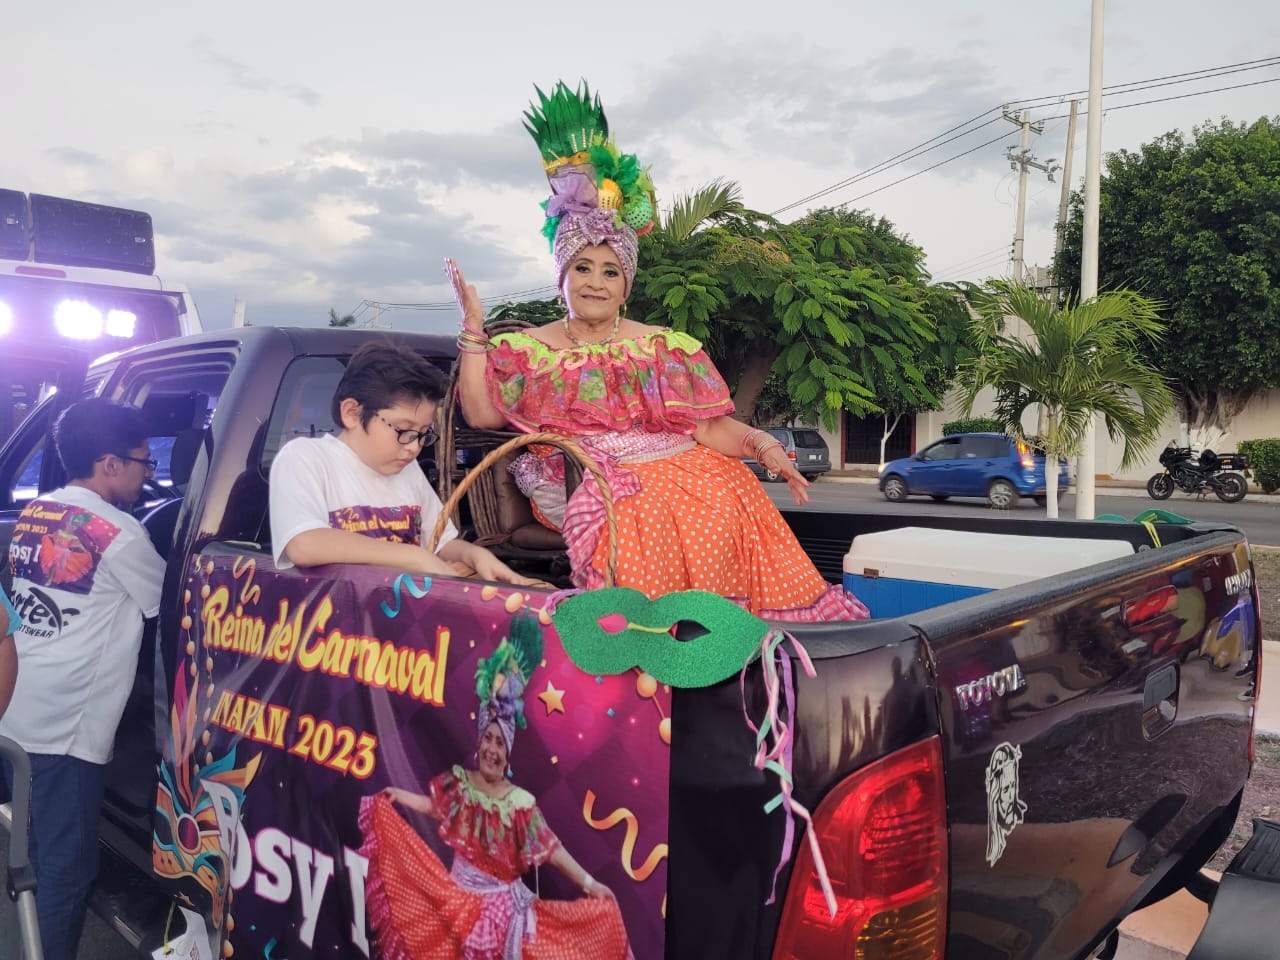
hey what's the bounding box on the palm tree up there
[660,178,757,242]
[328,308,357,327]
[954,282,1174,518]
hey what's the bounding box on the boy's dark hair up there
[331,340,448,429]
[53,399,150,480]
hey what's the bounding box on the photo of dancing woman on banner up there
[359,612,631,960]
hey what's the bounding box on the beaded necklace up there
[562,313,621,347]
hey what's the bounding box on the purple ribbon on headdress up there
[545,169,599,219]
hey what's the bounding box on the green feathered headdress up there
[523,80,657,252]
[474,610,544,747]
[523,81,610,165]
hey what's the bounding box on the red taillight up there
[788,450,797,460]
[773,737,948,960]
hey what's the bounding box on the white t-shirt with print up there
[269,433,458,568]
[0,485,165,764]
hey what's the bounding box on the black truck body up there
[0,326,1268,960]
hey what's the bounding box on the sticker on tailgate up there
[985,741,1028,866]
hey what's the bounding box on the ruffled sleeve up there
[486,329,735,436]
[428,766,560,881]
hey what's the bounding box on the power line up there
[770,114,1005,215]
[932,243,1010,277]
[376,55,1280,309]
[1038,75,1280,122]
[361,283,559,313]
[834,130,1015,205]
[771,54,1280,217]
[932,250,1012,282]
[1005,56,1280,110]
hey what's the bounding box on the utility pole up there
[1052,100,1080,304]
[1004,110,1060,285]
[1076,0,1106,520]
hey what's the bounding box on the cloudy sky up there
[7,1,1277,333]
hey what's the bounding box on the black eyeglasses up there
[98,453,159,472]
[376,413,437,448]
[118,454,159,472]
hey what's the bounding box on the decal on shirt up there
[328,504,423,546]
[7,499,122,596]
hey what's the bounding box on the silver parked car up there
[741,427,831,481]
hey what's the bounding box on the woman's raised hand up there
[444,258,485,333]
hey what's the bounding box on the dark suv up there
[742,427,831,481]
[878,432,1069,508]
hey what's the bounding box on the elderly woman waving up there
[450,81,866,623]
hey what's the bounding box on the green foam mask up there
[550,588,769,688]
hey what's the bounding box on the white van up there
[0,190,202,446]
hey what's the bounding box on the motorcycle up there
[1147,444,1251,503]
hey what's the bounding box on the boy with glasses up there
[269,340,523,583]
[0,398,166,960]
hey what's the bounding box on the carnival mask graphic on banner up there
[154,555,670,959]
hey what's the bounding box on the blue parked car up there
[878,432,1069,509]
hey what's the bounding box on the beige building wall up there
[1097,387,1280,482]
[908,386,1280,482]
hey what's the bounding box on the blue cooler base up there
[843,573,991,618]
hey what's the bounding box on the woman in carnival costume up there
[448,81,868,622]
[359,615,630,960]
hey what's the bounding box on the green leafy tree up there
[485,298,562,327]
[328,308,356,327]
[785,211,976,464]
[631,185,937,429]
[955,282,1175,517]
[1055,117,1280,444]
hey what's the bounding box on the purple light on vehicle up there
[0,301,11,336]
[54,300,104,339]
[106,309,137,338]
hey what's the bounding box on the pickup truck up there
[0,325,1269,960]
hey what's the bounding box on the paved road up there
[770,477,1280,548]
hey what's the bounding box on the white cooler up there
[843,526,1133,618]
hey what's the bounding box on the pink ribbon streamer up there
[741,630,836,918]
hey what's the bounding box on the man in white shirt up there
[270,340,524,582]
[0,398,166,960]
[0,585,17,718]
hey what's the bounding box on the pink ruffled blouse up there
[485,329,736,436]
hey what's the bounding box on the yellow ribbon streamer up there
[582,790,668,882]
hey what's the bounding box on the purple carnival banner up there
[154,551,670,959]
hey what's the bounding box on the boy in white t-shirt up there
[0,398,167,960]
[270,340,523,583]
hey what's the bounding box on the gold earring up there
[620,301,628,318]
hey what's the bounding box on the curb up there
[815,473,1280,506]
